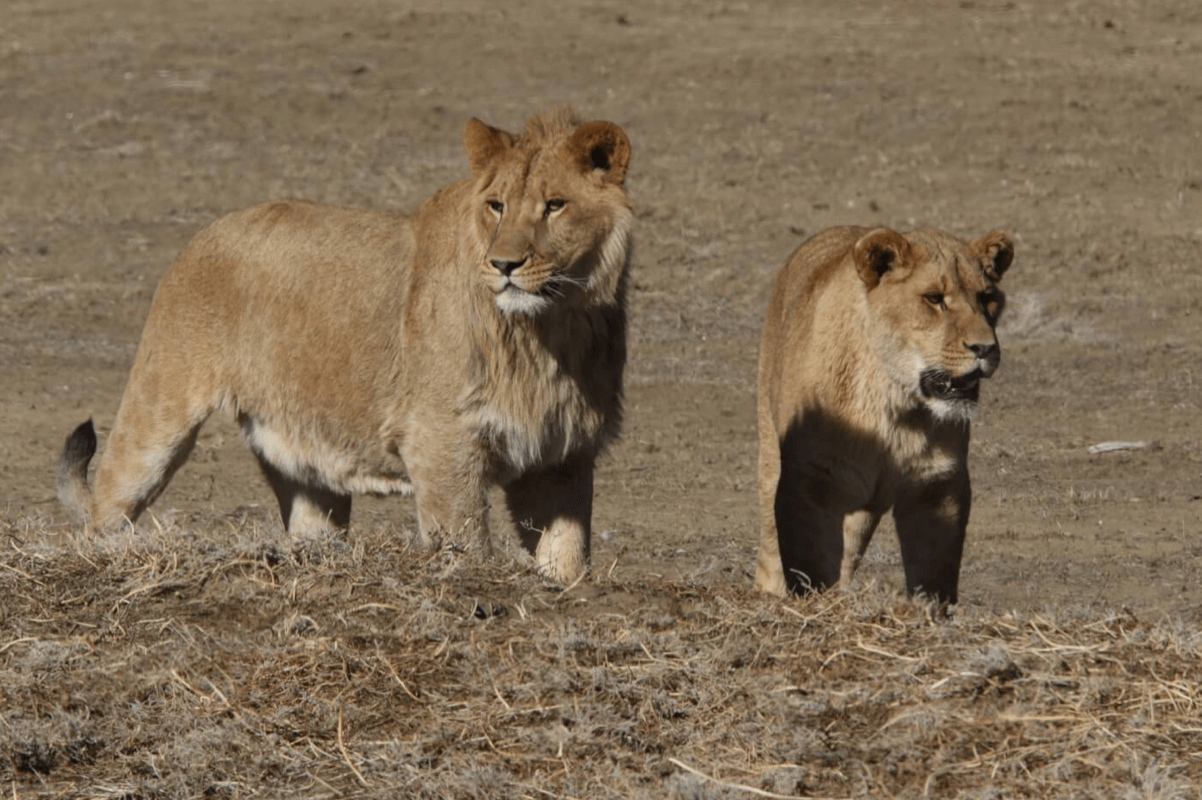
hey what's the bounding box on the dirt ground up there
[5,0,1200,616]
[2,0,1202,794]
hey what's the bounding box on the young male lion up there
[57,108,633,582]
[756,226,1013,604]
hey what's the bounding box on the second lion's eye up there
[923,292,945,307]
[487,200,504,214]
[979,290,1002,319]
[544,198,566,216]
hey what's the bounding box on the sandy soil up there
[4,0,1201,617]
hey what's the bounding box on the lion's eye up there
[544,198,567,216]
[486,200,504,215]
[923,292,945,308]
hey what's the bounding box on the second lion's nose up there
[490,257,527,276]
[965,341,998,360]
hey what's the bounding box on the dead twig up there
[668,757,847,800]
[337,704,371,788]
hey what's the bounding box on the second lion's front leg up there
[893,473,972,606]
[504,457,594,583]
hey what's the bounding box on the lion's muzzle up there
[920,368,984,403]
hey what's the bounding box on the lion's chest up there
[456,326,615,478]
[798,400,965,511]
[471,370,611,478]
[871,410,967,499]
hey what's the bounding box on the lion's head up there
[461,110,633,317]
[853,227,1013,422]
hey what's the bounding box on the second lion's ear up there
[565,121,631,185]
[463,118,516,175]
[971,230,1014,282]
[853,229,911,289]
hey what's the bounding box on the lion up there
[56,108,633,582]
[755,225,1013,604]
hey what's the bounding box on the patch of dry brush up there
[1,512,1199,799]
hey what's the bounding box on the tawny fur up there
[57,108,634,583]
[755,226,1013,604]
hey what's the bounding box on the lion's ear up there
[463,118,516,174]
[971,230,1014,282]
[566,121,631,185]
[853,229,911,289]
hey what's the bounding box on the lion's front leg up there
[412,493,491,556]
[767,426,847,595]
[892,473,971,605]
[503,457,594,583]
[405,441,492,557]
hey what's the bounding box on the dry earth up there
[2,0,1201,796]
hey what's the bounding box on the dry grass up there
[2,515,1199,799]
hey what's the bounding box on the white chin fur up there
[495,288,553,316]
[926,397,977,424]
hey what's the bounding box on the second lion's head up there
[853,227,1013,423]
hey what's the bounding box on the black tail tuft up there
[63,418,97,463]
[56,418,98,522]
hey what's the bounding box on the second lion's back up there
[758,226,865,417]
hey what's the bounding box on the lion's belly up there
[239,415,412,497]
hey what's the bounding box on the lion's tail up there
[56,419,98,525]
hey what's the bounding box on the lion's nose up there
[490,257,527,276]
[965,341,998,360]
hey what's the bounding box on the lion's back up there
[135,201,416,438]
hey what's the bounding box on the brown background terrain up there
[2,0,1201,796]
[4,0,1200,617]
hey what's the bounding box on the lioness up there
[57,108,633,582]
[756,226,1013,604]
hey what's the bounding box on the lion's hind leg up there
[253,455,351,534]
[60,272,230,531]
[84,399,210,531]
[239,416,352,534]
